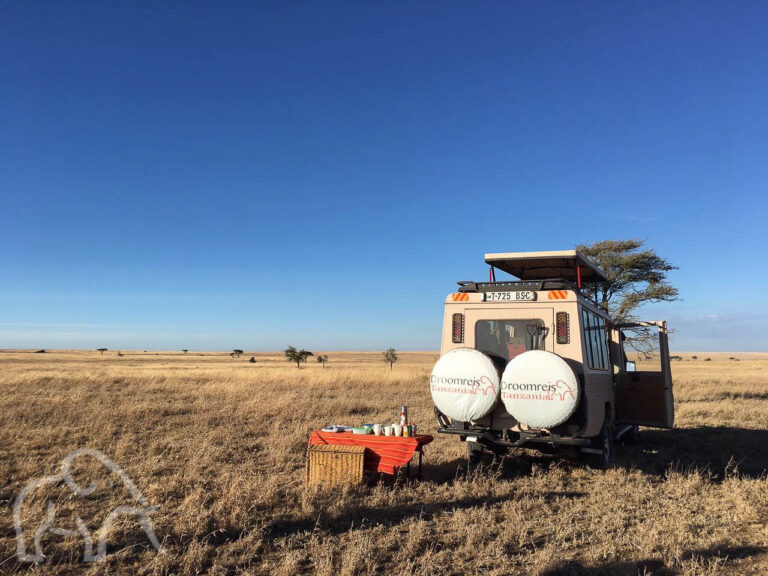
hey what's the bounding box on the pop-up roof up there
[484,250,608,283]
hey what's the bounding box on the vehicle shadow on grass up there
[617,426,768,480]
[540,543,767,576]
[422,426,768,481]
[272,426,767,540]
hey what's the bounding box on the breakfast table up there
[308,430,434,478]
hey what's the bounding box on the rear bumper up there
[436,425,590,447]
[435,408,590,449]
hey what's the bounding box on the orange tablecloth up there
[308,431,434,475]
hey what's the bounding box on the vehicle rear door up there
[464,306,555,428]
[613,321,674,428]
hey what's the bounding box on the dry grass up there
[1,350,767,575]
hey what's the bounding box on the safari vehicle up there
[430,250,674,467]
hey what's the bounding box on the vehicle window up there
[475,319,546,361]
[621,326,662,371]
[582,308,610,370]
[596,316,608,368]
[581,308,594,367]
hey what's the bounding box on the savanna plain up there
[1,350,767,576]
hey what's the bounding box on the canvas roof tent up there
[484,250,608,284]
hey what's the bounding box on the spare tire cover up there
[501,350,579,428]
[430,348,500,422]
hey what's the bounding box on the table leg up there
[418,451,422,480]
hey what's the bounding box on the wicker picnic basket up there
[305,444,367,486]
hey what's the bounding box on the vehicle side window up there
[581,308,593,367]
[596,316,609,369]
[582,308,610,370]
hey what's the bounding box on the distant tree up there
[249,356,256,363]
[182,349,189,354]
[577,239,678,354]
[231,349,243,358]
[284,346,313,368]
[705,357,712,362]
[316,354,329,368]
[383,348,398,370]
[692,356,698,360]
[97,348,108,355]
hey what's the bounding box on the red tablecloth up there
[308,431,434,475]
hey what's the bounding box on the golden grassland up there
[1,350,767,575]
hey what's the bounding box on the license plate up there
[483,291,537,302]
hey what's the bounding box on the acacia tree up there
[383,348,398,370]
[97,348,107,355]
[316,354,329,368]
[576,239,678,352]
[231,349,243,358]
[285,346,313,368]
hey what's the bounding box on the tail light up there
[452,313,464,343]
[556,312,570,344]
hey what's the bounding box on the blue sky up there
[1,2,766,351]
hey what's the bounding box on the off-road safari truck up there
[430,250,674,467]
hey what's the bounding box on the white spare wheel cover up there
[501,350,579,428]
[430,348,500,422]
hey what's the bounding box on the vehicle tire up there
[467,441,485,469]
[596,417,614,469]
[587,415,614,469]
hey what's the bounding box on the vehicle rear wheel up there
[587,416,614,469]
[467,441,485,468]
[597,418,614,468]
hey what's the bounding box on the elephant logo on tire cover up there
[479,375,496,396]
[550,379,576,402]
[13,448,164,563]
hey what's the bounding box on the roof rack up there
[457,279,579,293]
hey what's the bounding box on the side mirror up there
[625,361,636,372]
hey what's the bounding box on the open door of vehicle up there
[614,321,674,428]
